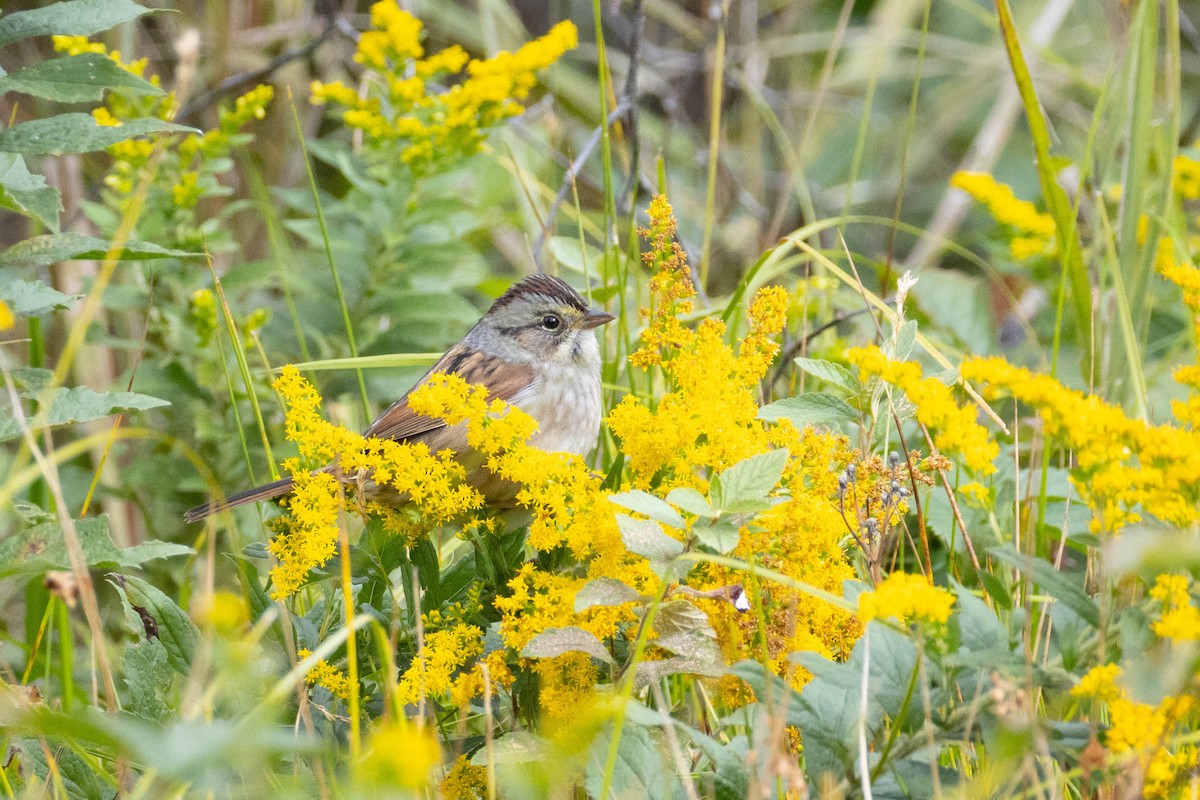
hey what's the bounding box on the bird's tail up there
[184,477,295,523]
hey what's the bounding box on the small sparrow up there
[185,274,614,522]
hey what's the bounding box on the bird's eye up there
[541,314,562,331]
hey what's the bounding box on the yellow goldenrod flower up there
[360,720,441,789]
[1073,663,1200,800]
[311,5,576,174]
[0,300,13,331]
[856,571,956,625]
[92,107,122,127]
[950,171,1056,259]
[297,648,350,700]
[440,755,487,800]
[1150,573,1200,642]
[395,623,485,707]
[1071,662,1123,702]
[1173,153,1200,200]
[849,345,999,475]
[962,356,1200,532]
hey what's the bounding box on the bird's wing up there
[362,343,535,443]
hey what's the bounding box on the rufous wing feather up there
[362,343,535,443]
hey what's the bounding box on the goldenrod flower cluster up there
[311,1,577,173]
[440,755,488,800]
[297,648,350,700]
[1072,662,1198,798]
[856,571,955,626]
[360,720,441,789]
[268,367,484,598]
[951,171,1056,259]
[1150,573,1200,642]
[1174,150,1200,200]
[53,35,273,247]
[395,623,485,707]
[849,346,998,475]
[613,195,863,693]
[961,357,1200,532]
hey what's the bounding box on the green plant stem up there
[207,260,278,482]
[286,88,370,420]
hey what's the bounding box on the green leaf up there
[585,723,674,800]
[0,231,202,269]
[0,114,195,156]
[11,738,109,800]
[0,385,170,440]
[108,573,197,675]
[0,152,61,230]
[710,449,789,513]
[123,637,172,722]
[758,393,856,427]
[616,514,683,570]
[281,352,443,372]
[0,515,191,580]
[692,520,741,554]
[633,600,724,690]
[0,278,79,316]
[574,577,640,612]
[0,0,153,47]
[0,53,163,102]
[520,626,614,664]
[994,0,1092,362]
[665,486,714,518]
[988,546,1099,628]
[608,489,685,529]
[913,268,996,354]
[794,357,861,392]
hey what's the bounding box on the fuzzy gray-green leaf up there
[0,114,195,156]
[0,53,163,102]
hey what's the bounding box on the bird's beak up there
[581,309,616,329]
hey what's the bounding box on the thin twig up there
[533,99,635,269]
[177,5,341,123]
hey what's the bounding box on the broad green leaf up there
[633,601,724,689]
[123,637,172,722]
[665,486,713,518]
[0,114,195,156]
[0,53,163,102]
[585,723,675,800]
[108,573,197,675]
[0,152,61,230]
[0,515,191,579]
[0,278,79,316]
[10,738,108,800]
[758,393,856,427]
[710,449,789,513]
[574,577,640,612]
[46,387,167,426]
[12,366,52,395]
[616,514,684,569]
[608,489,685,529]
[794,356,861,392]
[989,546,1099,628]
[692,520,741,554]
[913,269,996,355]
[521,626,614,664]
[0,231,201,269]
[0,0,152,46]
